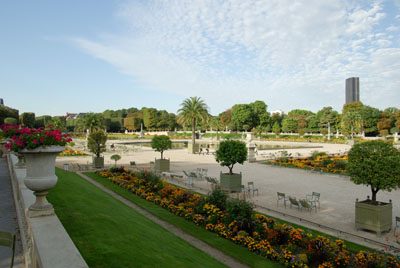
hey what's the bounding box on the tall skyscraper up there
[345,77,360,103]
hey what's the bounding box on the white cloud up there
[71,0,399,113]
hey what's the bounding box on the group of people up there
[199,144,210,155]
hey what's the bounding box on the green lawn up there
[84,172,282,268]
[47,169,227,268]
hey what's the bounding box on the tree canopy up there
[177,97,209,145]
[347,140,400,202]
[215,140,247,175]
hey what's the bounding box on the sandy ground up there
[56,138,400,254]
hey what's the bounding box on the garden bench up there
[0,231,15,268]
[277,192,289,208]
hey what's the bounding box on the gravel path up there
[77,171,250,268]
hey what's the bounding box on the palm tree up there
[75,113,106,134]
[177,97,209,148]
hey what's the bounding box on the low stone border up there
[7,154,88,268]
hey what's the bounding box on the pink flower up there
[40,137,44,142]
[67,138,72,143]
[33,139,38,144]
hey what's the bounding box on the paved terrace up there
[56,139,400,255]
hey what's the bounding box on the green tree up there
[143,108,158,130]
[359,106,380,136]
[110,154,121,167]
[347,141,400,202]
[219,109,232,131]
[272,121,281,135]
[249,100,270,127]
[341,112,362,139]
[87,131,107,158]
[75,113,106,134]
[124,115,142,131]
[377,113,393,138]
[306,115,320,133]
[177,97,208,146]
[231,104,253,131]
[317,107,338,134]
[151,135,172,159]
[281,117,297,133]
[19,112,35,127]
[4,117,17,125]
[215,140,247,175]
[52,116,66,131]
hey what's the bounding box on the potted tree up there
[347,140,400,235]
[87,131,107,168]
[215,139,247,192]
[110,154,121,167]
[151,135,172,172]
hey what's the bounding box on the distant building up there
[0,98,4,106]
[270,110,285,116]
[345,77,360,103]
[66,112,86,120]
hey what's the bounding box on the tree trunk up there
[371,186,379,202]
[161,151,163,160]
[192,118,196,145]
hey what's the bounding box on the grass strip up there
[48,169,227,268]
[84,171,282,268]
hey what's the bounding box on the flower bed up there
[97,168,399,268]
[269,153,348,174]
[58,147,87,156]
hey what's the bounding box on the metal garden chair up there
[247,182,259,197]
[277,192,289,208]
[300,199,317,214]
[289,196,302,210]
[306,192,320,208]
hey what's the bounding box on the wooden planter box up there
[155,159,170,173]
[188,143,199,154]
[92,156,104,169]
[220,172,242,192]
[355,200,392,236]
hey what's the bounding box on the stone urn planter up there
[92,156,104,169]
[20,145,65,217]
[220,172,242,192]
[355,199,392,236]
[0,140,8,157]
[14,152,26,168]
[154,158,170,173]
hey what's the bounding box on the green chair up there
[289,196,301,210]
[300,199,316,214]
[277,192,289,208]
[394,216,400,234]
[248,182,259,196]
[0,231,16,268]
[306,192,320,208]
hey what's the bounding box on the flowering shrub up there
[269,155,348,174]
[1,124,72,152]
[97,168,400,268]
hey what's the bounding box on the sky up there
[1,0,400,117]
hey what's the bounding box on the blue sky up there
[1,0,399,117]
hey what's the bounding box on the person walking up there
[206,144,210,155]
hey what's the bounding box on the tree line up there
[2,99,399,138]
